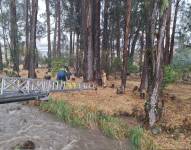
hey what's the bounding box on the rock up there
[13,140,35,150]
[151,127,162,135]
[170,94,176,100]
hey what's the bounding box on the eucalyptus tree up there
[121,0,132,92]
[10,0,19,72]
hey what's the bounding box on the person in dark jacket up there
[57,68,67,81]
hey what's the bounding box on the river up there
[0,103,131,150]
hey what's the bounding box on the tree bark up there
[93,0,101,84]
[56,0,61,57]
[121,0,132,92]
[102,0,109,74]
[130,22,141,63]
[53,2,58,58]
[45,0,52,69]
[169,0,181,64]
[148,5,169,127]
[82,0,94,81]
[0,44,3,71]
[116,5,121,59]
[28,0,38,78]
[164,0,171,65]
[10,0,19,72]
[69,31,73,66]
[23,0,30,70]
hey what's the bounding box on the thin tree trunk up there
[56,0,61,57]
[10,0,19,72]
[93,0,101,83]
[23,0,30,70]
[121,0,132,92]
[82,0,93,81]
[28,0,38,78]
[53,2,58,58]
[69,31,73,66]
[76,34,80,76]
[45,0,52,69]
[102,0,109,74]
[116,8,121,58]
[130,23,141,63]
[148,6,169,127]
[0,44,3,71]
[164,0,171,65]
[169,0,181,64]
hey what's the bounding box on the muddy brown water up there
[0,103,131,150]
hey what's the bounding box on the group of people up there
[44,66,107,87]
[44,66,72,82]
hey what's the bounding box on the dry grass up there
[51,79,191,149]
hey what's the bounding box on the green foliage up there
[128,63,139,74]
[173,48,191,70]
[111,57,122,72]
[159,0,169,15]
[163,66,178,87]
[129,127,143,150]
[51,58,69,76]
[98,114,128,139]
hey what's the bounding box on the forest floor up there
[19,69,191,149]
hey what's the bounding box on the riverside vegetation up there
[40,99,156,150]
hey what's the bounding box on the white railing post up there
[1,78,4,95]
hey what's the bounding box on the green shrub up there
[163,66,178,87]
[129,127,144,150]
[40,99,156,149]
[111,57,122,73]
[51,58,69,76]
[128,63,139,73]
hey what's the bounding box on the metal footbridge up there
[0,77,95,104]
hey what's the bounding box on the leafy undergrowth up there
[40,99,157,150]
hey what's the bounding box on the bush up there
[163,66,178,87]
[111,57,122,73]
[128,63,139,74]
[51,58,69,76]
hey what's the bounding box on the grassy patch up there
[40,99,156,150]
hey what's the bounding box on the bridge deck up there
[0,77,95,104]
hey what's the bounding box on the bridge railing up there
[0,77,95,96]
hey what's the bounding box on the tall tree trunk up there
[102,0,109,74]
[76,34,80,76]
[45,0,51,69]
[121,0,132,92]
[148,4,169,127]
[142,0,159,125]
[0,44,3,71]
[169,0,181,64]
[116,7,121,58]
[164,0,171,65]
[93,0,101,84]
[10,0,19,72]
[56,0,61,57]
[53,2,58,58]
[28,0,38,78]
[24,0,30,70]
[130,22,141,63]
[82,0,93,81]
[69,31,73,66]
[0,2,8,67]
